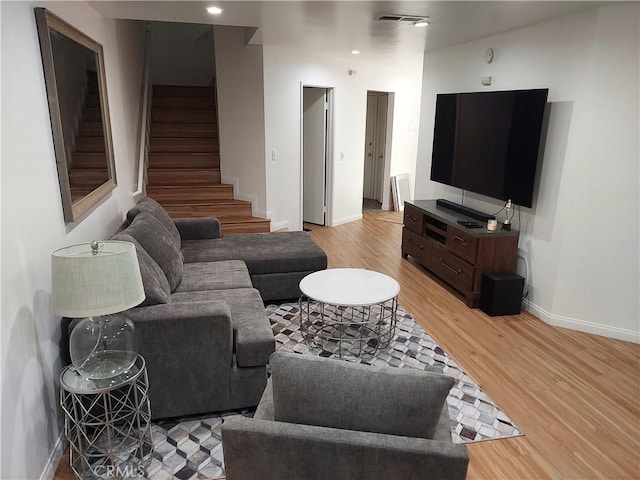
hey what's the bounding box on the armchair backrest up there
[270,351,455,440]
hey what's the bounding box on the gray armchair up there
[222,351,469,480]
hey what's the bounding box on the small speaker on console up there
[480,273,525,316]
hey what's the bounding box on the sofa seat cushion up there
[175,260,252,293]
[125,212,184,291]
[170,288,275,367]
[181,232,327,275]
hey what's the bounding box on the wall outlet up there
[271,149,277,161]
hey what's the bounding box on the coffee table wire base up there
[298,297,398,359]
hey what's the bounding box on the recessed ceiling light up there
[414,19,430,27]
[351,50,361,55]
[206,6,223,15]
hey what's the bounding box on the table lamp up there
[52,240,145,380]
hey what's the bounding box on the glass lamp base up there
[69,314,138,380]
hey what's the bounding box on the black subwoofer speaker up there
[480,273,525,316]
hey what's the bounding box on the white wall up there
[263,48,424,230]
[415,4,639,342]
[213,26,268,217]
[0,2,145,478]
[149,21,215,87]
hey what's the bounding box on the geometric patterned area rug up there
[146,302,522,479]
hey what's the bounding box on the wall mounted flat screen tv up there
[430,88,549,208]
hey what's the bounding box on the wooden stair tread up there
[149,137,219,154]
[147,167,219,172]
[153,85,215,97]
[150,124,218,138]
[158,199,250,206]
[147,184,231,191]
[148,153,220,169]
[151,110,216,124]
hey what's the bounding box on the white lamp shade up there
[52,241,145,317]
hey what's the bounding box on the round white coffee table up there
[298,268,400,358]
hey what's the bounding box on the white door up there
[303,87,327,225]
[373,93,388,203]
[363,92,389,204]
[363,93,377,198]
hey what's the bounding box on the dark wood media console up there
[401,200,519,307]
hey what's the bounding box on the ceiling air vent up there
[377,14,426,23]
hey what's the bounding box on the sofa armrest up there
[222,417,469,480]
[125,301,233,418]
[173,217,221,240]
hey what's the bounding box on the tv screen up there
[430,88,548,208]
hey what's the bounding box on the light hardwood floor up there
[54,211,640,479]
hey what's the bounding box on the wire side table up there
[299,268,400,359]
[59,355,153,479]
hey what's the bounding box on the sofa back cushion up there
[127,198,181,247]
[110,232,171,306]
[124,212,184,291]
[270,351,455,440]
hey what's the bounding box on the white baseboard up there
[270,219,290,231]
[524,300,640,344]
[221,175,258,214]
[331,213,362,227]
[40,433,66,480]
[254,209,272,220]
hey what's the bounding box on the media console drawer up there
[401,199,519,308]
[447,227,478,264]
[403,204,424,235]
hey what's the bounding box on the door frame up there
[300,83,334,230]
[363,90,395,211]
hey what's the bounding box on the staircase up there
[146,85,270,234]
[69,71,109,201]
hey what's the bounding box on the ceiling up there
[90,1,606,61]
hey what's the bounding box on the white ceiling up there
[91,1,606,61]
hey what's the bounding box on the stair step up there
[150,124,217,138]
[162,200,252,218]
[153,85,215,98]
[75,136,106,153]
[72,152,107,169]
[82,108,103,122]
[70,187,95,201]
[147,185,234,202]
[78,121,104,137]
[153,97,216,110]
[151,110,217,124]
[68,169,109,186]
[220,218,271,234]
[86,94,101,108]
[148,152,220,169]
[149,137,219,153]
[147,168,221,186]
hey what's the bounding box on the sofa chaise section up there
[128,197,328,301]
[181,231,328,301]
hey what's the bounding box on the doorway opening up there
[302,86,333,228]
[363,91,391,212]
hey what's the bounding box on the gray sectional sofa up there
[62,198,327,420]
